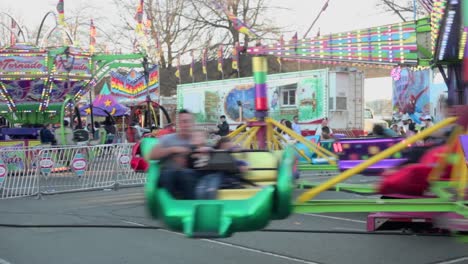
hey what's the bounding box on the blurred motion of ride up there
[142,137,295,238]
[130,123,175,173]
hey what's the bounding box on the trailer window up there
[281,89,296,106]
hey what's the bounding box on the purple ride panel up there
[460,135,468,164]
[336,137,407,174]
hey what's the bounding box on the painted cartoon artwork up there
[181,89,205,122]
[176,70,330,124]
[270,88,279,111]
[430,82,448,123]
[297,77,325,121]
[205,91,221,122]
[2,80,34,102]
[225,84,256,121]
[392,68,430,123]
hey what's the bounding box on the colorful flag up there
[89,19,96,54]
[56,0,65,26]
[145,16,152,38]
[10,18,16,46]
[232,42,239,70]
[211,0,260,39]
[189,51,195,77]
[277,35,284,65]
[226,12,259,39]
[217,45,224,73]
[132,38,138,52]
[292,32,298,52]
[135,0,144,33]
[145,17,152,29]
[175,56,181,79]
[202,48,207,75]
[322,0,330,12]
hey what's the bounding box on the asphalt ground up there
[0,173,467,264]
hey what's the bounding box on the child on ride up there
[187,130,211,169]
[186,130,224,199]
[214,137,249,173]
[213,137,254,189]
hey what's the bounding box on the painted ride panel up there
[336,137,407,174]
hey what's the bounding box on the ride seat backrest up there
[319,139,335,153]
[231,152,278,183]
[73,129,89,142]
[202,152,240,173]
[306,135,321,158]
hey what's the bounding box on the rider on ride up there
[148,109,200,199]
[148,110,223,200]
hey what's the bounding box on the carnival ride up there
[0,43,150,144]
[143,0,467,240]
[109,62,173,130]
[0,10,163,145]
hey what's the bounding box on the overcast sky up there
[1,0,411,36]
[1,0,420,101]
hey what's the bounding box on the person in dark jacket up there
[40,124,57,145]
[216,115,229,136]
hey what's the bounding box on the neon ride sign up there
[0,57,47,73]
[55,60,89,72]
[54,57,91,75]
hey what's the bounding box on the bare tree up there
[185,0,281,49]
[377,0,428,22]
[112,0,204,69]
[112,0,281,69]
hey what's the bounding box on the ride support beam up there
[293,199,460,214]
[296,117,458,202]
[252,56,268,149]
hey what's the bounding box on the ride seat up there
[217,188,264,200]
[232,152,279,182]
[217,152,279,200]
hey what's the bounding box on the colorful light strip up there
[458,27,468,60]
[431,0,448,54]
[249,20,420,66]
[0,82,16,111]
[438,9,456,60]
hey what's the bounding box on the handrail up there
[267,118,338,162]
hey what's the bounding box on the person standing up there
[39,124,57,145]
[420,115,433,131]
[315,117,333,137]
[291,116,302,135]
[216,115,230,136]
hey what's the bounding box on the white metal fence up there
[0,143,146,199]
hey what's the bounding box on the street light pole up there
[142,57,152,129]
[88,81,95,136]
[60,47,75,127]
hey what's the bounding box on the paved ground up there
[0,173,467,264]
